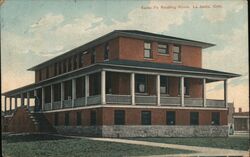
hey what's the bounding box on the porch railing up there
[44,103,51,111]
[63,100,72,108]
[135,95,157,104]
[52,101,61,110]
[185,98,203,107]
[161,97,180,106]
[74,97,86,107]
[106,94,131,104]
[87,95,101,105]
[206,99,225,108]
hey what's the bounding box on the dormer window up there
[173,45,181,62]
[144,42,152,58]
[158,43,168,54]
[91,48,96,64]
[104,43,109,61]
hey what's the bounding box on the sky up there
[1,0,248,111]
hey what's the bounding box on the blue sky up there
[1,0,248,111]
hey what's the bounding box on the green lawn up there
[2,134,193,157]
[128,136,250,151]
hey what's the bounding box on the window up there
[39,69,42,81]
[106,72,112,94]
[68,57,72,71]
[141,111,151,125]
[63,60,67,73]
[79,53,83,68]
[178,78,190,95]
[114,110,125,125]
[58,62,62,74]
[54,113,58,126]
[160,76,169,94]
[91,48,96,64]
[158,43,168,54]
[144,42,152,58]
[76,77,85,98]
[73,55,77,70]
[53,83,61,102]
[135,74,147,93]
[211,112,220,125]
[76,111,82,126]
[90,110,96,125]
[166,111,175,125]
[190,112,199,125]
[54,63,58,76]
[65,112,70,126]
[104,43,109,61]
[46,67,49,78]
[173,45,181,62]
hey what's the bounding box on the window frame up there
[211,112,220,125]
[144,42,152,59]
[114,110,125,125]
[158,43,169,55]
[166,111,176,125]
[173,45,181,62]
[135,74,147,93]
[90,110,97,126]
[160,76,170,94]
[141,111,151,125]
[65,112,70,126]
[190,112,199,125]
[76,111,82,126]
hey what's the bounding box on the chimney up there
[239,107,242,113]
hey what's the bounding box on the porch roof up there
[2,60,240,97]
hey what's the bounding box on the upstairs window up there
[211,112,220,125]
[160,76,169,94]
[73,55,77,70]
[144,42,152,58]
[190,112,199,125]
[166,111,175,125]
[104,43,109,61]
[114,110,125,125]
[91,48,96,64]
[173,45,181,62]
[68,57,72,71]
[158,43,168,54]
[141,111,151,125]
[54,63,58,76]
[135,74,147,93]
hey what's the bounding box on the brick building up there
[2,30,240,137]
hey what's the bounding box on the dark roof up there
[101,60,240,78]
[233,112,249,117]
[28,30,214,71]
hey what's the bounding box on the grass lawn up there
[128,136,250,151]
[2,134,193,157]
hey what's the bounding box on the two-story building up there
[2,30,240,137]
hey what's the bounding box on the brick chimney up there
[239,107,242,113]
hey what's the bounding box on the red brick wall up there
[118,37,202,68]
[43,107,227,127]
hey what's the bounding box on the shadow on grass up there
[2,133,76,143]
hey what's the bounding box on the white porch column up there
[131,73,135,105]
[156,74,161,106]
[14,96,17,109]
[27,92,30,109]
[72,79,76,107]
[180,77,184,107]
[203,78,206,107]
[85,75,89,105]
[61,82,64,109]
[101,70,106,105]
[224,79,228,108]
[21,93,24,106]
[4,96,7,113]
[9,97,12,111]
[42,87,45,111]
[51,85,54,110]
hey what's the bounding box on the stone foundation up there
[55,125,228,137]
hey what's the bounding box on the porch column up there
[156,74,161,106]
[27,92,30,110]
[51,85,54,110]
[42,87,45,111]
[61,82,64,109]
[72,79,76,107]
[180,77,184,106]
[14,96,17,109]
[21,93,24,106]
[9,97,12,111]
[131,73,135,105]
[101,70,106,105]
[224,79,228,108]
[85,75,89,105]
[203,78,206,107]
[4,96,7,113]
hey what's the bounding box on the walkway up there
[89,137,249,157]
